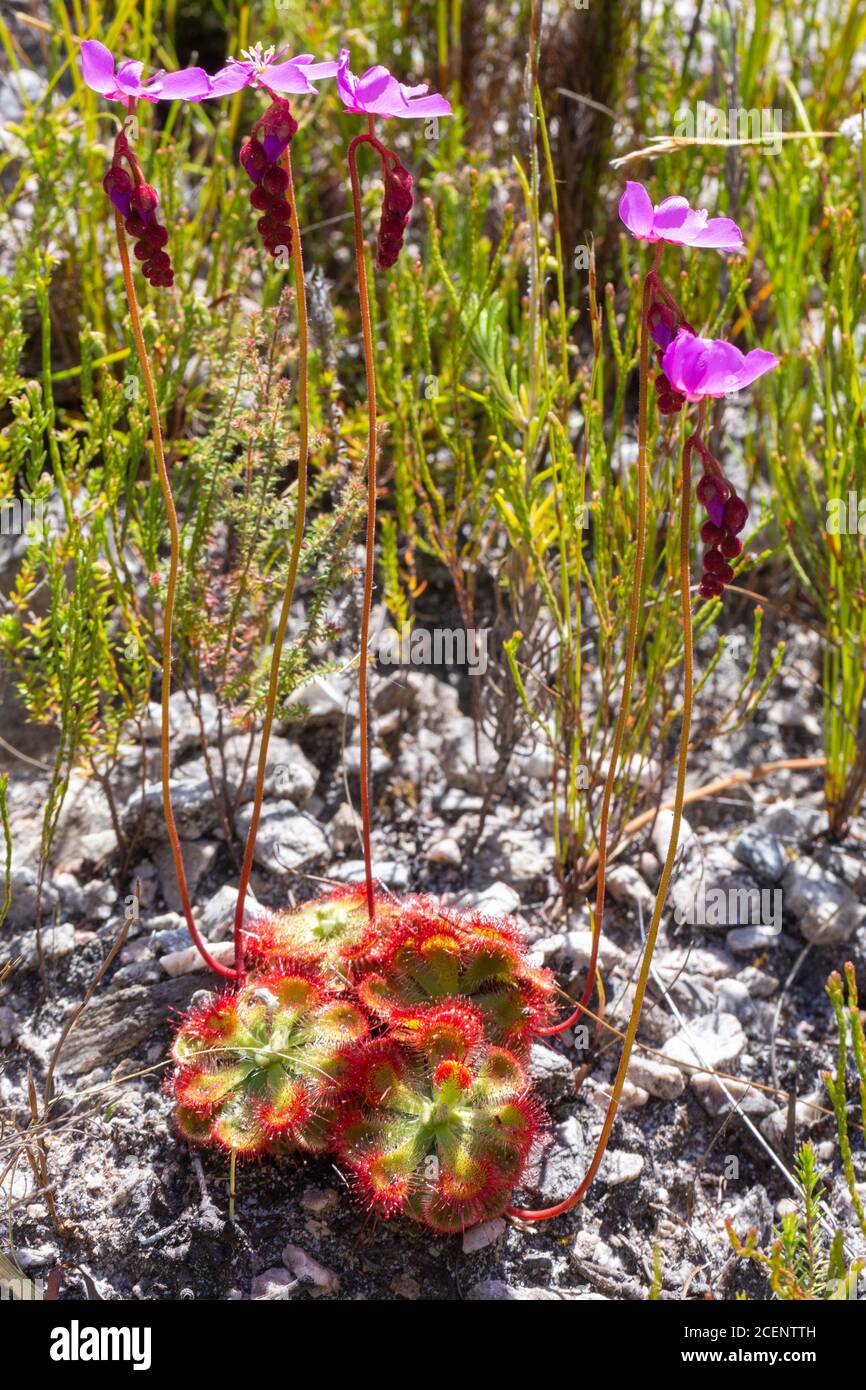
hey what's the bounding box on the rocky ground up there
[2,597,866,1303]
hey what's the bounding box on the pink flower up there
[335,49,451,119]
[618,180,743,250]
[661,331,777,400]
[206,44,338,99]
[80,39,210,103]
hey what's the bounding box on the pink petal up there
[698,339,752,394]
[399,92,452,117]
[355,66,397,106]
[652,195,694,232]
[302,59,340,80]
[266,60,322,94]
[206,62,253,98]
[683,216,744,250]
[115,60,145,98]
[729,348,778,390]
[153,66,211,100]
[80,40,117,96]
[618,181,655,239]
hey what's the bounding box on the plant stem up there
[114,210,235,980]
[508,401,697,1220]
[347,127,382,926]
[538,243,662,1036]
[229,1148,237,1222]
[232,149,310,985]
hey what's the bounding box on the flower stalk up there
[113,208,235,980]
[232,144,310,983]
[508,403,700,1219]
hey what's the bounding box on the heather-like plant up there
[727,1142,863,1300]
[824,964,866,1243]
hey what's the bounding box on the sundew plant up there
[1,0,866,1314]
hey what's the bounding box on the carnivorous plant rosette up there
[245,886,402,975]
[335,1019,546,1233]
[356,900,556,1050]
[170,967,368,1156]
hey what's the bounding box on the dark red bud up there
[130,184,160,221]
[719,533,743,559]
[723,496,749,534]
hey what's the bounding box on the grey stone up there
[80,878,118,922]
[177,733,318,808]
[462,1218,506,1254]
[626,1054,686,1100]
[152,840,217,914]
[529,1043,574,1103]
[424,836,462,867]
[661,1012,746,1072]
[783,857,866,945]
[691,1073,776,1119]
[600,1150,644,1187]
[442,714,504,790]
[282,1244,339,1294]
[734,827,787,883]
[3,922,75,972]
[199,884,268,943]
[121,777,222,841]
[727,925,783,953]
[0,866,59,930]
[333,859,410,889]
[159,941,235,977]
[52,977,201,1075]
[235,801,328,876]
[606,863,655,913]
[466,1280,562,1301]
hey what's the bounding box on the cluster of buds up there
[696,471,748,600]
[103,133,174,287]
[646,295,694,416]
[239,98,298,259]
[169,889,552,1231]
[375,153,413,270]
